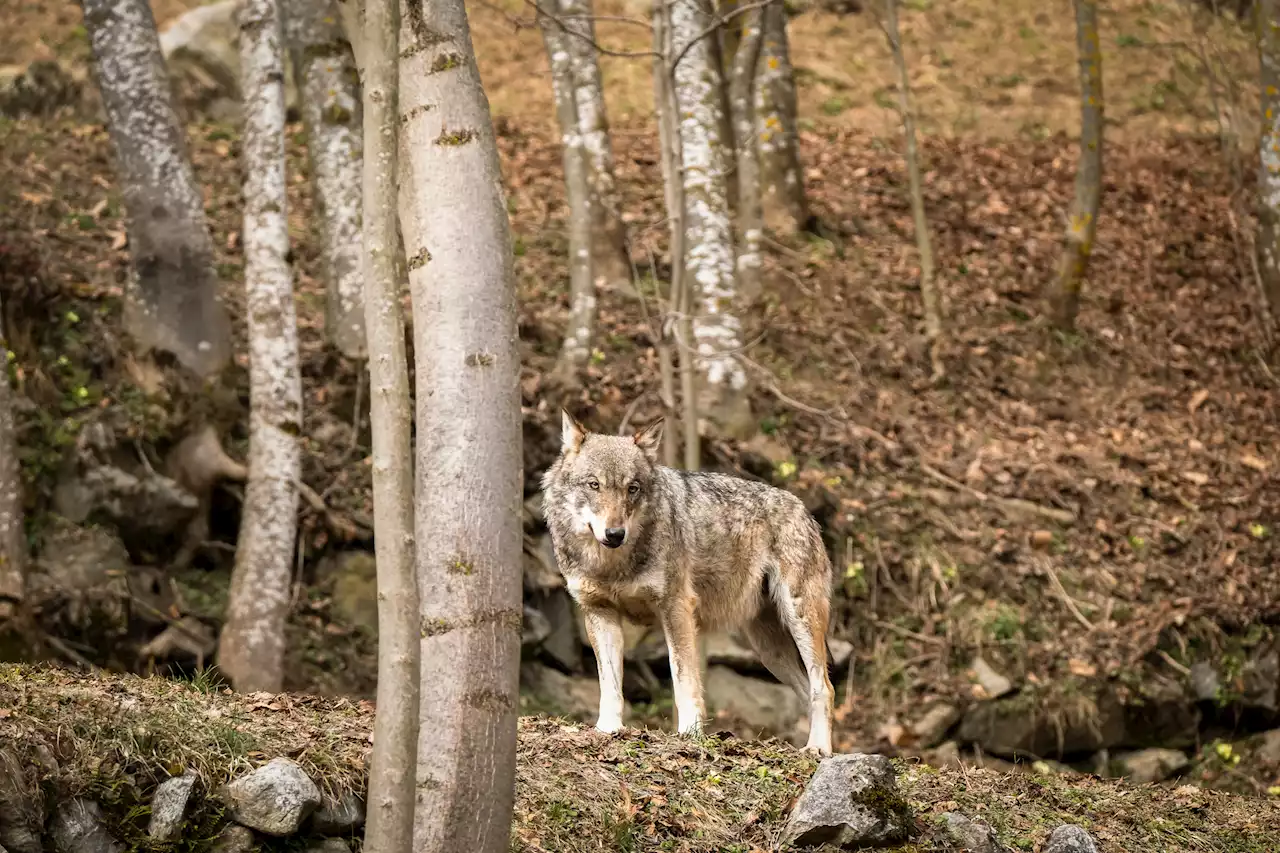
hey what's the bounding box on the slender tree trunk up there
[396,0,523,849]
[283,0,367,359]
[1257,0,1280,321]
[560,0,631,293]
[670,0,752,438]
[1048,0,1103,331]
[542,3,597,379]
[884,0,943,379]
[755,0,809,234]
[729,5,764,304]
[79,0,232,380]
[360,0,421,848]
[218,0,302,695]
[0,294,26,620]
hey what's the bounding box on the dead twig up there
[919,462,1076,525]
[1038,558,1095,631]
[871,618,947,647]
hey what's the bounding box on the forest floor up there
[3,0,1280,802]
[2,664,1277,853]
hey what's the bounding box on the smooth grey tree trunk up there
[219,0,303,695]
[80,0,232,379]
[0,293,26,619]
[1258,0,1280,322]
[542,3,597,380]
[729,5,764,304]
[358,0,421,850]
[397,0,523,850]
[283,0,367,359]
[670,0,752,438]
[755,0,809,234]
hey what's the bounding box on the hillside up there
[1,0,1280,809]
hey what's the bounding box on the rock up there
[0,748,42,853]
[957,692,1126,760]
[705,666,805,735]
[1121,679,1199,749]
[50,800,123,853]
[306,841,349,853]
[521,662,611,722]
[782,753,911,849]
[324,551,378,636]
[210,825,256,853]
[157,0,242,121]
[1258,728,1280,763]
[705,632,759,669]
[54,462,200,540]
[0,60,81,117]
[1190,661,1220,702]
[522,605,552,648]
[939,812,1006,853]
[148,773,198,840]
[828,636,855,669]
[310,791,366,834]
[523,533,563,591]
[968,656,1014,699]
[523,491,546,526]
[911,703,962,748]
[932,740,963,768]
[1241,644,1280,713]
[1117,748,1189,784]
[527,587,580,672]
[1042,824,1100,853]
[218,757,322,836]
[29,520,132,641]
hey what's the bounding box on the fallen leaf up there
[19,191,49,205]
[1182,471,1209,486]
[1188,389,1209,414]
[1241,454,1268,472]
[1068,658,1097,677]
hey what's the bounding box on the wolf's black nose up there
[603,527,626,548]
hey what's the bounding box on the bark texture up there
[560,0,631,292]
[670,0,752,437]
[755,0,809,234]
[284,0,367,359]
[1258,0,1280,321]
[729,4,765,304]
[1049,0,1103,331]
[359,0,421,849]
[884,0,942,377]
[80,0,232,379]
[219,0,303,694]
[541,3,597,377]
[397,0,523,850]
[0,294,26,616]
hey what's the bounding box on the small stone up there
[1258,728,1280,763]
[50,800,123,853]
[1043,825,1100,853]
[1117,748,1189,784]
[148,773,198,840]
[522,605,552,648]
[210,825,256,853]
[911,703,961,747]
[1189,661,1220,702]
[310,791,366,834]
[783,753,911,849]
[305,840,350,853]
[218,757,322,836]
[940,812,1006,853]
[827,636,855,669]
[969,656,1014,699]
[933,740,962,768]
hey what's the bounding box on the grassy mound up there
[1,666,1277,852]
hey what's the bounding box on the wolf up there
[541,410,836,755]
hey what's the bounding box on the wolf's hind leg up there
[582,607,627,733]
[742,600,809,699]
[773,576,835,756]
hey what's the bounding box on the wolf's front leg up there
[582,608,626,733]
[660,592,706,737]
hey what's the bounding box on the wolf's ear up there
[561,409,587,454]
[633,418,664,463]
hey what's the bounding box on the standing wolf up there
[541,410,836,755]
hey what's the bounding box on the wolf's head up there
[546,410,664,550]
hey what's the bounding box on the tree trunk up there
[283,0,367,360]
[1048,0,1103,331]
[541,3,597,379]
[397,0,523,850]
[755,0,809,234]
[1257,0,1280,321]
[729,4,764,304]
[218,0,302,695]
[359,0,421,849]
[883,0,943,379]
[79,0,232,380]
[0,293,26,619]
[560,0,631,293]
[670,0,752,438]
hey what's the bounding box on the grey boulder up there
[218,758,322,836]
[148,773,198,840]
[1043,824,1100,853]
[50,800,122,853]
[782,753,911,849]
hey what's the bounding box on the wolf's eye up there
[627,482,640,496]
[588,479,600,490]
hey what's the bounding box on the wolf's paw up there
[595,716,626,735]
[801,742,833,758]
